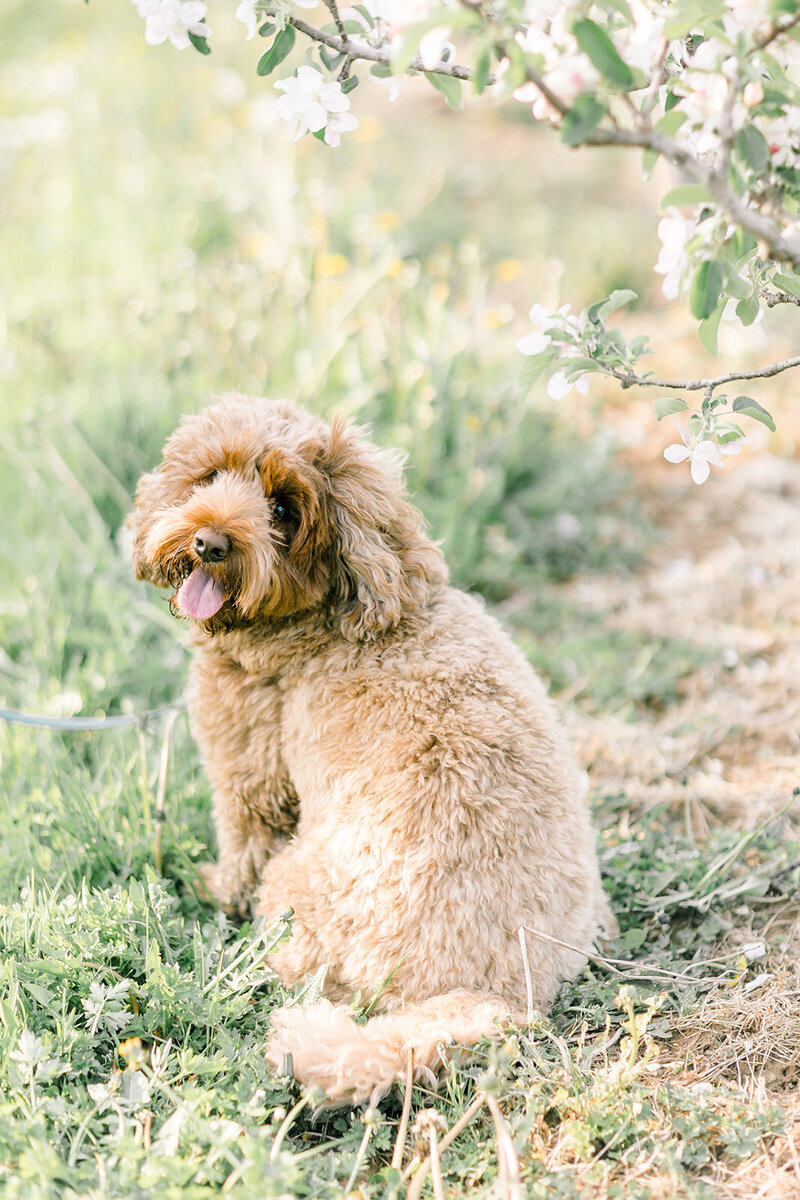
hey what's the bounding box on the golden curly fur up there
[130,394,616,1104]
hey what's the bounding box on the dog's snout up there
[193,527,231,564]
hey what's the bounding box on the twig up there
[390,1048,414,1170]
[607,354,800,393]
[322,0,347,42]
[344,1109,378,1192]
[427,1127,446,1200]
[407,1111,447,1200]
[284,15,485,81]
[520,925,734,988]
[269,1093,310,1161]
[518,926,536,1023]
[760,289,800,308]
[484,1092,522,1200]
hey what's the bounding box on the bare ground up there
[561,447,800,1196]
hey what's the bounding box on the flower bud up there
[743,81,764,107]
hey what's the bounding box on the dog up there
[130,394,616,1103]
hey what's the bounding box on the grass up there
[2,1,798,1197]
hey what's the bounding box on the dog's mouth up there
[163,558,229,621]
[176,565,227,620]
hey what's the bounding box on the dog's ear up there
[128,468,170,586]
[323,416,447,641]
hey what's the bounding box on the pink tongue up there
[177,567,227,620]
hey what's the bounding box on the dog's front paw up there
[195,862,252,918]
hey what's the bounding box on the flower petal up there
[664,444,690,464]
[690,454,712,484]
[516,330,551,356]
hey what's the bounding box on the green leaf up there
[473,45,491,94]
[732,395,776,431]
[735,126,770,174]
[370,62,392,79]
[258,21,275,36]
[319,46,345,71]
[725,271,751,300]
[660,184,714,209]
[654,397,689,420]
[690,260,725,320]
[188,30,211,55]
[353,4,375,26]
[427,72,462,110]
[716,422,746,443]
[257,25,296,76]
[698,301,724,356]
[572,18,634,89]
[772,271,800,298]
[341,74,359,94]
[588,289,637,323]
[518,348,559,391]
[736,292,760,325]
[561,94,606,146]
[563,356,604,377]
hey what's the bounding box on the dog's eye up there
[272,497,288,521]
[202,469,220,485]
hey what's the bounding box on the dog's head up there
[129,395,447,639]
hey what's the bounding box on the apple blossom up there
[235,0,259,40]
[663,429,724,485]
[140,0,210,50]
[654,213,695,300]
[274,66,356,143]
[547,371,589,401]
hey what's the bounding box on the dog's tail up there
[265,990,522,1105]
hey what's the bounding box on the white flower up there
[324,110,360,146]
[143,0,210,50]
[662,425,739,484]
[516,329,551,356]
[274,66,355,142]
[547,370,589,400]
[235,0,259,39]
[418,28,453,71]
[619,2,665,75]
[515,18,599,121]
[654,212,694,299]
[527,303,552,330]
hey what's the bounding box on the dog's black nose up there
[193,527,231,563]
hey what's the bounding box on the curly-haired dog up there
[130,394,616,1103]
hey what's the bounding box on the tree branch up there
[275,14,800,265]
[608,354,800,392]
[759,286,800,309]
[582,125,800,265]
[282,16,489,82]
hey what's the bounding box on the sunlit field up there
[2,3,800,1197]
